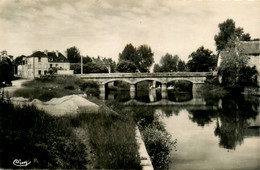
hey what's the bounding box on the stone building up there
[18,50,72,78]
[217,41,260,86]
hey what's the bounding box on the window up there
[50,64,52,68]
[38,70,41,75]
[56,64,58,67]
[44,70,47,75]
[38,57,41,62]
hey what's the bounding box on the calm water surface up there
[106,89,260,169]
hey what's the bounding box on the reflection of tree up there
[160,107,181,117]
[214,96,258,150]
[188,110,217,126]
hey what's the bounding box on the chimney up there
[56,50,59,57]
[44,50,48,56]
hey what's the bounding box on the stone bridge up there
[78,72,215,99]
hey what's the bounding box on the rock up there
[11,95,99,116]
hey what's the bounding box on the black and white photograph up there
[0,0,259,169]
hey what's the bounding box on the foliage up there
[218,47,258,91]
[0,58,13,86]
[48,67,58,75]
[82,55,92,64]
[66,46,81,63]
[153,53,186,72]
[116,60,137,73]
[71,112,141,169]
[214,18,251,52]
[131,107,176,169]
[84,62,108,73]
[187,46,217,72]
[136,45,154,72]
[118,43,154,72]
[177,60,187,71]
[0,101,91,169]
[14,55,25,74]
[79,81,100,96]
[119,43,137,63]
[70,63,108,74]
[92,56,117,73]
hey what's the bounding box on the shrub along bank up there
[106,101,176,170]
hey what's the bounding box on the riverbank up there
[1,78,154,169]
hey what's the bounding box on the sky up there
[0,0,259,63]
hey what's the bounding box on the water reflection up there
[105,89,193,103]
[123,94,260,169]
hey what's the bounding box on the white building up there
[18,50,72,78]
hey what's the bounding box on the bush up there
[64,85,75,90]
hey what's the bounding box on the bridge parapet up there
[78,72,214,84]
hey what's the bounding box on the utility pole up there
[33,56,35,78]
[81,55,83,75]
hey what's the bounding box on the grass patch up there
[72,112,141,169]
[12,76,100,101]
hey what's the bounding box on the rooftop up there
[238,41,260,55]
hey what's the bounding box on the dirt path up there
[3,78,32,96]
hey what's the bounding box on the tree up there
[82,55,92,64]
[92,56,117,73]
[14,55,25,74]
[0,58,13,86]
[153,53,186,72]
[214,19,251,52]
[136,45,154,72]
[153,64,162,72]
[116,60,137,73]
[187,46,217,72]
[218,47,258,90]
[178,60,187,71]
[119,43,154,72]
[66,46,81,63]
[119,43,137,63]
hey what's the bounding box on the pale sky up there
[0,0,259,63]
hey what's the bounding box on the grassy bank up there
[12,76,100,101]
[106,101,176,170]
[0,99,141,169]
[0,100,91,169]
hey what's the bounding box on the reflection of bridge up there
[124,98,206,106]
[78,72,215,99]
[123,99,217,111]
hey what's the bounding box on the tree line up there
[2,18,258,91]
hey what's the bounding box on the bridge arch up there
[101,79,132,85]
[133,78,163,85]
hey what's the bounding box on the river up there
[104,88,260,169]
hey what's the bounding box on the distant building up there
[0,50,13,62]
[18,50,72,78]
[217,41,260,86]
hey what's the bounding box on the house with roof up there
[18,50,72,78]
[217,41,260,86]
